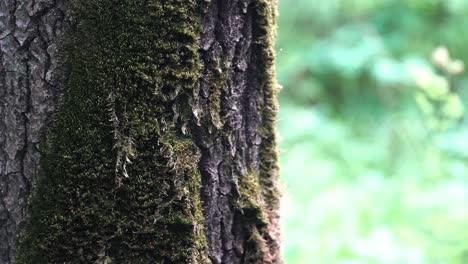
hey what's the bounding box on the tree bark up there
[0,1,66,262]
[1,0,281,263]
[197,1,281,263]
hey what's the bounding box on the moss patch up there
[255,0,281,212]
[16,0,210,263]
[207,52,228,130]
[236,171,268,225]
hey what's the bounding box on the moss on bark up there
[255,0,281,214]
[16,0,210,263]
[15,0,282,263]
[240,0,282,263]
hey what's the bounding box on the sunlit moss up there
[236,171,268,224]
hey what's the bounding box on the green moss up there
[208,53,228,129]
[16,0,210,263]
[236,171,268,225]
[255,0,281,212]
[234,169,274,264]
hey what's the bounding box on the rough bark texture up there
[0,1,66,263]
[1,0,281,263]
[196,0,281,263]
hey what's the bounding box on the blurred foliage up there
[276,1,468,263]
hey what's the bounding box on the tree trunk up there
[0,1,66,262]
[1,0,281,263]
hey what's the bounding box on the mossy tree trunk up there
[1,0,281,263]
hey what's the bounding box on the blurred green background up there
[276,1,468,263]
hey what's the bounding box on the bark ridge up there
[0,1,66,262]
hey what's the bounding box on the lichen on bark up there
[16,0,210,263]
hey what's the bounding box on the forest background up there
[277,1,468,263]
